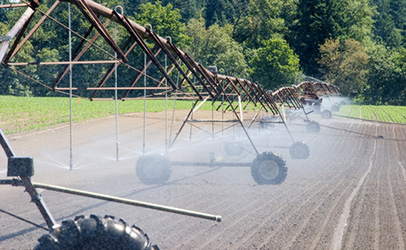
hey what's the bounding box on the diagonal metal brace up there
[114,13,178,90]
[72,0,128,63]
[145,29,206,99]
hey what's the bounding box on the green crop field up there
[337,105,406,123]
[1,96,406,134]
[0,96,214,134]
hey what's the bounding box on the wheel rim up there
[141,159,162,177]
[136,154,172,185]
[258,160,279,180]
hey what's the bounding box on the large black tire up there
[34,214,158,250]
[251,152,287,185]
[136,153,172,185]
[306,121,320,133]
[321,109,332,119]
[289,141,310,159]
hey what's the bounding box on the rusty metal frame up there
[1,3,37,65]
[0,0,340,107]
[119,44,163,98]
[217,77,257,110]
[0,0,341,159]
[143,28,206,99]
[115,14,177,90]
[166,42,214,99]
[89,37,137,99]
[53,18,111,90]
[0,3,29,8]
[72,0,127,63]
[6,1,61,64]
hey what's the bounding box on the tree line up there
[0,0,405,105]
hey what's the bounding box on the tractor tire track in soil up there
[1,111,406,249]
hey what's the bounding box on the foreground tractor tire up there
[306,121,320,133]
[251,152,287,185]
[290,141,310,159]
[34,214,158,250]
[136,153,172,185]
[321,109,332,119]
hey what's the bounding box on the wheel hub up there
[293,145,307,158]
[258,160,279,180]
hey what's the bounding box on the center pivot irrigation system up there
[0,0,341,248]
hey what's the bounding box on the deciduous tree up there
[318,39,369,97]
[249,36,301,90]
[185,19,248,77]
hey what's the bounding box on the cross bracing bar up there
[5,0,60,63]
[88,37,137,99]
[0,7,35,64]
[72,0,128,63]
[53,18,111,90]
[0,3,29,8]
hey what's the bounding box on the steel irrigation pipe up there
[0,179,222,222]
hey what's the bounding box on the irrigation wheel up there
[290,141,310,159]
[321,110,332,119]
[331,104,340,113]
[306,121,320,133]
[136,153,172,185]
[34,214,157,250]
[251,152,287,185]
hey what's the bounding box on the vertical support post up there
[68,3,73,171]
[170,100,198,148]
[164,37,171,153]
[169,69,180,145]
[114,6,123,162]
[221,78,224,136]
[189,95,194,141]
[143,52,146,154]
[211,101,214,140]
[114,26,119,161]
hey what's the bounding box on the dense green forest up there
[1,0,406,105]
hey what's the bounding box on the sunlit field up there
[337,105,406,123]
[1,95,406,134]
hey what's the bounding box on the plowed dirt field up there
[1,110,405,249]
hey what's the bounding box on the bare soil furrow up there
[239,131,367,249]
[1,112,406,250]
[293,135,370,249]
[271,176,349,249]
[333,132,377,249]
[374,134,404,249]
